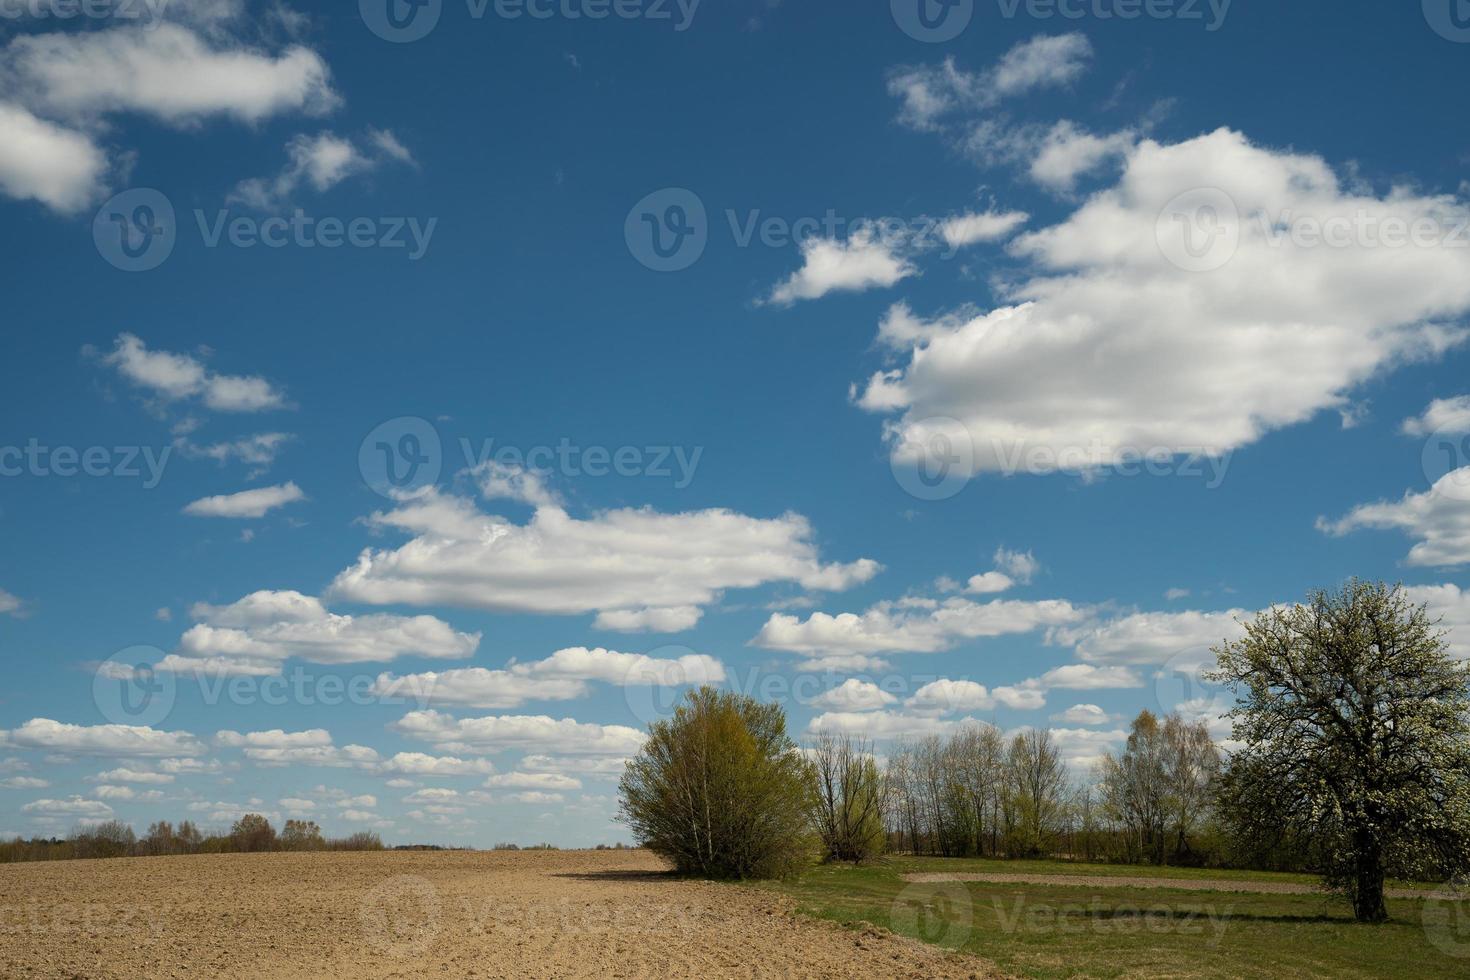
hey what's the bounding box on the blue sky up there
[2,0,1470,846]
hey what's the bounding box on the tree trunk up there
[1353,851,1388,923]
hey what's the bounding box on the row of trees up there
[842,711,1220,866]
[0,814,384,864]
[620,582,1470,924]
[884,726,1070,861]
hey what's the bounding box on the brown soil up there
[0,849,1002,979]
[902,870,1427,898]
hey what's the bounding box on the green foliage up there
[1212,579,1470,922]
[768,856,1470,979]
[808,733,888,862]
[619,686,817,879]
[72,820,136,859]
[280,819,326,851]
[230,813,278,852]
[1099,710,1220,865]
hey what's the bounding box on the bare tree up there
[1007,730,1067,856]
[809,733,888,862]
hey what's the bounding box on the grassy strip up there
[763,859,1470,979]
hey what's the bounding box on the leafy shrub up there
[619,686,816,879]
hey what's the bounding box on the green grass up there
[761,857,1470,979]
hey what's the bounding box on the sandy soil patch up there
[0,849,1000,979]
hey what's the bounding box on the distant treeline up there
[0,814,384,863]
[883,712,1231,868]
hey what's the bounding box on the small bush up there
[619,686,816,879]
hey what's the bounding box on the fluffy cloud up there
[328,464,878,630]
[1404,583,1470,659]
[0,15,342,213]
[960,547,1042,595]
[22,797,113,817]
[507,791,563,805]
[1050,609,1247,666]
[0,777,50,789]
[377,753,496,777]
[391,711,646,756]
[520,754,628,776]
[230,129,414,209]
[161,590,480,675]
[1048,727,1129,769]
[5,24,338,124]
[182,482,305,518]
[0,102,106,212]
[372,646,724,710]
[485,772,581,791]
[216,729,379,768]
[93,767,174,784]
[1319,469,1470,567]
[807,710,979,739]
[94,784,164,801]
[98,334,288,413]
[0,719,203,757]
[897,662,1144,717]
[765,226,918,305]
[754,596,1084,656]
[966,119,1138,192]
[1403,396,1470,437]
[888,33,1092,130]
[0,588,26,617]
[938,210,1029,250]
[1032,664,1145,690]
[1050,704,1119,726]
[810,679,898,712]
[177,432,292,470]
[905,678,1043,713]
[860,129,1470,479]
